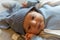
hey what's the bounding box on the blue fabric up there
[31,36,43,40]
[26,0,39,7]
[0,1,22,29]
[27,0,38,2]
[40,4,60,30]
[0,10,10,29]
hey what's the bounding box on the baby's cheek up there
[40,22,45,30]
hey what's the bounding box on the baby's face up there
[23,10,45,34]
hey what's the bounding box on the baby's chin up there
[34,29,43,35]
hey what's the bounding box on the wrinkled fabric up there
[26,0,39,7]
[40,4,60,30]
[0,1,21,29]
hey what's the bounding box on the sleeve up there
[0,1,24,29]
[26,0,39,7]
[0,10,10,29]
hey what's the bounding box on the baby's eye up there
[28,25,31,30]
[32,16,35,20]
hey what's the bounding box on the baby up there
[0,0,60,40]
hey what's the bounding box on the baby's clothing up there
[0,1,22,29]
[39,4,60,30]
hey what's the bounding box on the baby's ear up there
[2,3,12,9]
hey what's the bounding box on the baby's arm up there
[2,1,22,12]
[0,1,21,29]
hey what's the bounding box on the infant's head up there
[23,10,44,35]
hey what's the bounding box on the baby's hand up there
[22,2,28,8]
[25,33,35,40]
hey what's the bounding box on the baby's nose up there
[30,20,36,25]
